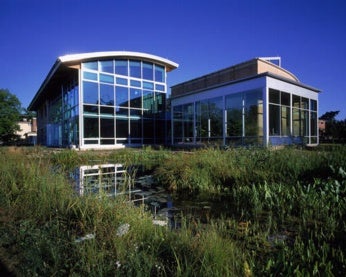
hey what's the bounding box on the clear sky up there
[1,0,346,119]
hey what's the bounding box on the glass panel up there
[130,60,141,78]
[83,71,98,81]
[100,84,114,105]
[293,95,300,108]
[301,97,309,109]
[100,73,114,84]
[310,111,317,136]
[116,86,128,107]
[183,104,194,142]
[115,60,128,76]
[100,106,114,115]
[84,105,98,114]
[226,93,242,137]
[130,80,141,87]
[100,60,113,73]
[155,84,165,91]
[101,139,115,145]
[143,62,154,80]
[143,81,154,90]
[84,117,99,138]
[116,118,128,138]
[245,90,263,136]
[173,106,183,141]
[269,104,280,135]
[100,118,114,138]
[116,77,128,85]
[130,88,142,109]
[281,91,290,106]
[83,81,98,104]
[83,61,98,71]
[130,110,141,138]
[292,108,300,136]
[143,90,154,112]
[310,99,317,111]
[155,65,165,82]
[269,89,280,104]
[281,106,290,136]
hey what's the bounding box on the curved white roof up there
[59,51,178,72]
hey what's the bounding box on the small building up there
[28,51,178,149]
[170,57,319,147]
[16,116,37,145]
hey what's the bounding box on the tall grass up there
[0,147,246,276]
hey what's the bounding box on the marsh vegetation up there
[0,145,345,276]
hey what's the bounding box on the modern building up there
[28,51,178,149]
[171,57,319,147]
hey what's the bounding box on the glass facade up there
[173,89,263,146]
[81,59,167,146]
[268,88,318,145]
[172,86,318,147]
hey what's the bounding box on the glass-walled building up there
[171,58,319,147]
[28,51,178,149]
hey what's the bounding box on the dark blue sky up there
[1,0,346,119]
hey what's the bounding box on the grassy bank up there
[0,145,345,275]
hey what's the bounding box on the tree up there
[0,89,22,144]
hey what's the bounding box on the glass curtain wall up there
[172,90,263,146]
[81,59,166,146]
[269,88,317,145]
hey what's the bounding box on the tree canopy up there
[0,89,22,144]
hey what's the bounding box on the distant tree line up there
[319,110,346,143]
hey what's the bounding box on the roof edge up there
[58,51,179,71]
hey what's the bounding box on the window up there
[100,73,114,84]
[130,60,141,78]
[116,86,128,107]
[100,84,114,105]
[115,60,128,76]
[143,62,154,80]
[84,117,99,138]
[100,60,114,73]
[83,61,98,71]
[83,81,98,104]
[155,65,165,82]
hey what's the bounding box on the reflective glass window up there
[226,93,242,137]
[84,105,98,114]
[301,97,309,109]
[155,84,165,91]
[269,89,280,104]
[100,60,114,73]
[83,81,98,104]
[310,111,317,136]
[130,60,141,78]
[116,86,128,107]
[100,73,114,84]
[116,77,128,85]
[155,65,165,82]
[143,81,154,90]
[143,62,154,80]
[281,106,290,136]
[116,118,128,138]
[84,117,99,138]
[83,61,98,71]
[130,88,142,109]
[115,60,128,76]
[293,95,300,108]
[83,71,98,81]
[100,118,114,138]
[269,105,280,135]
[130,80,141,87]
[310,99,317,111]
[281,92,290,106]
[245,90,263,136]
[100,84,114,105]
[100,106,114,115]
[143,90,154,112]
